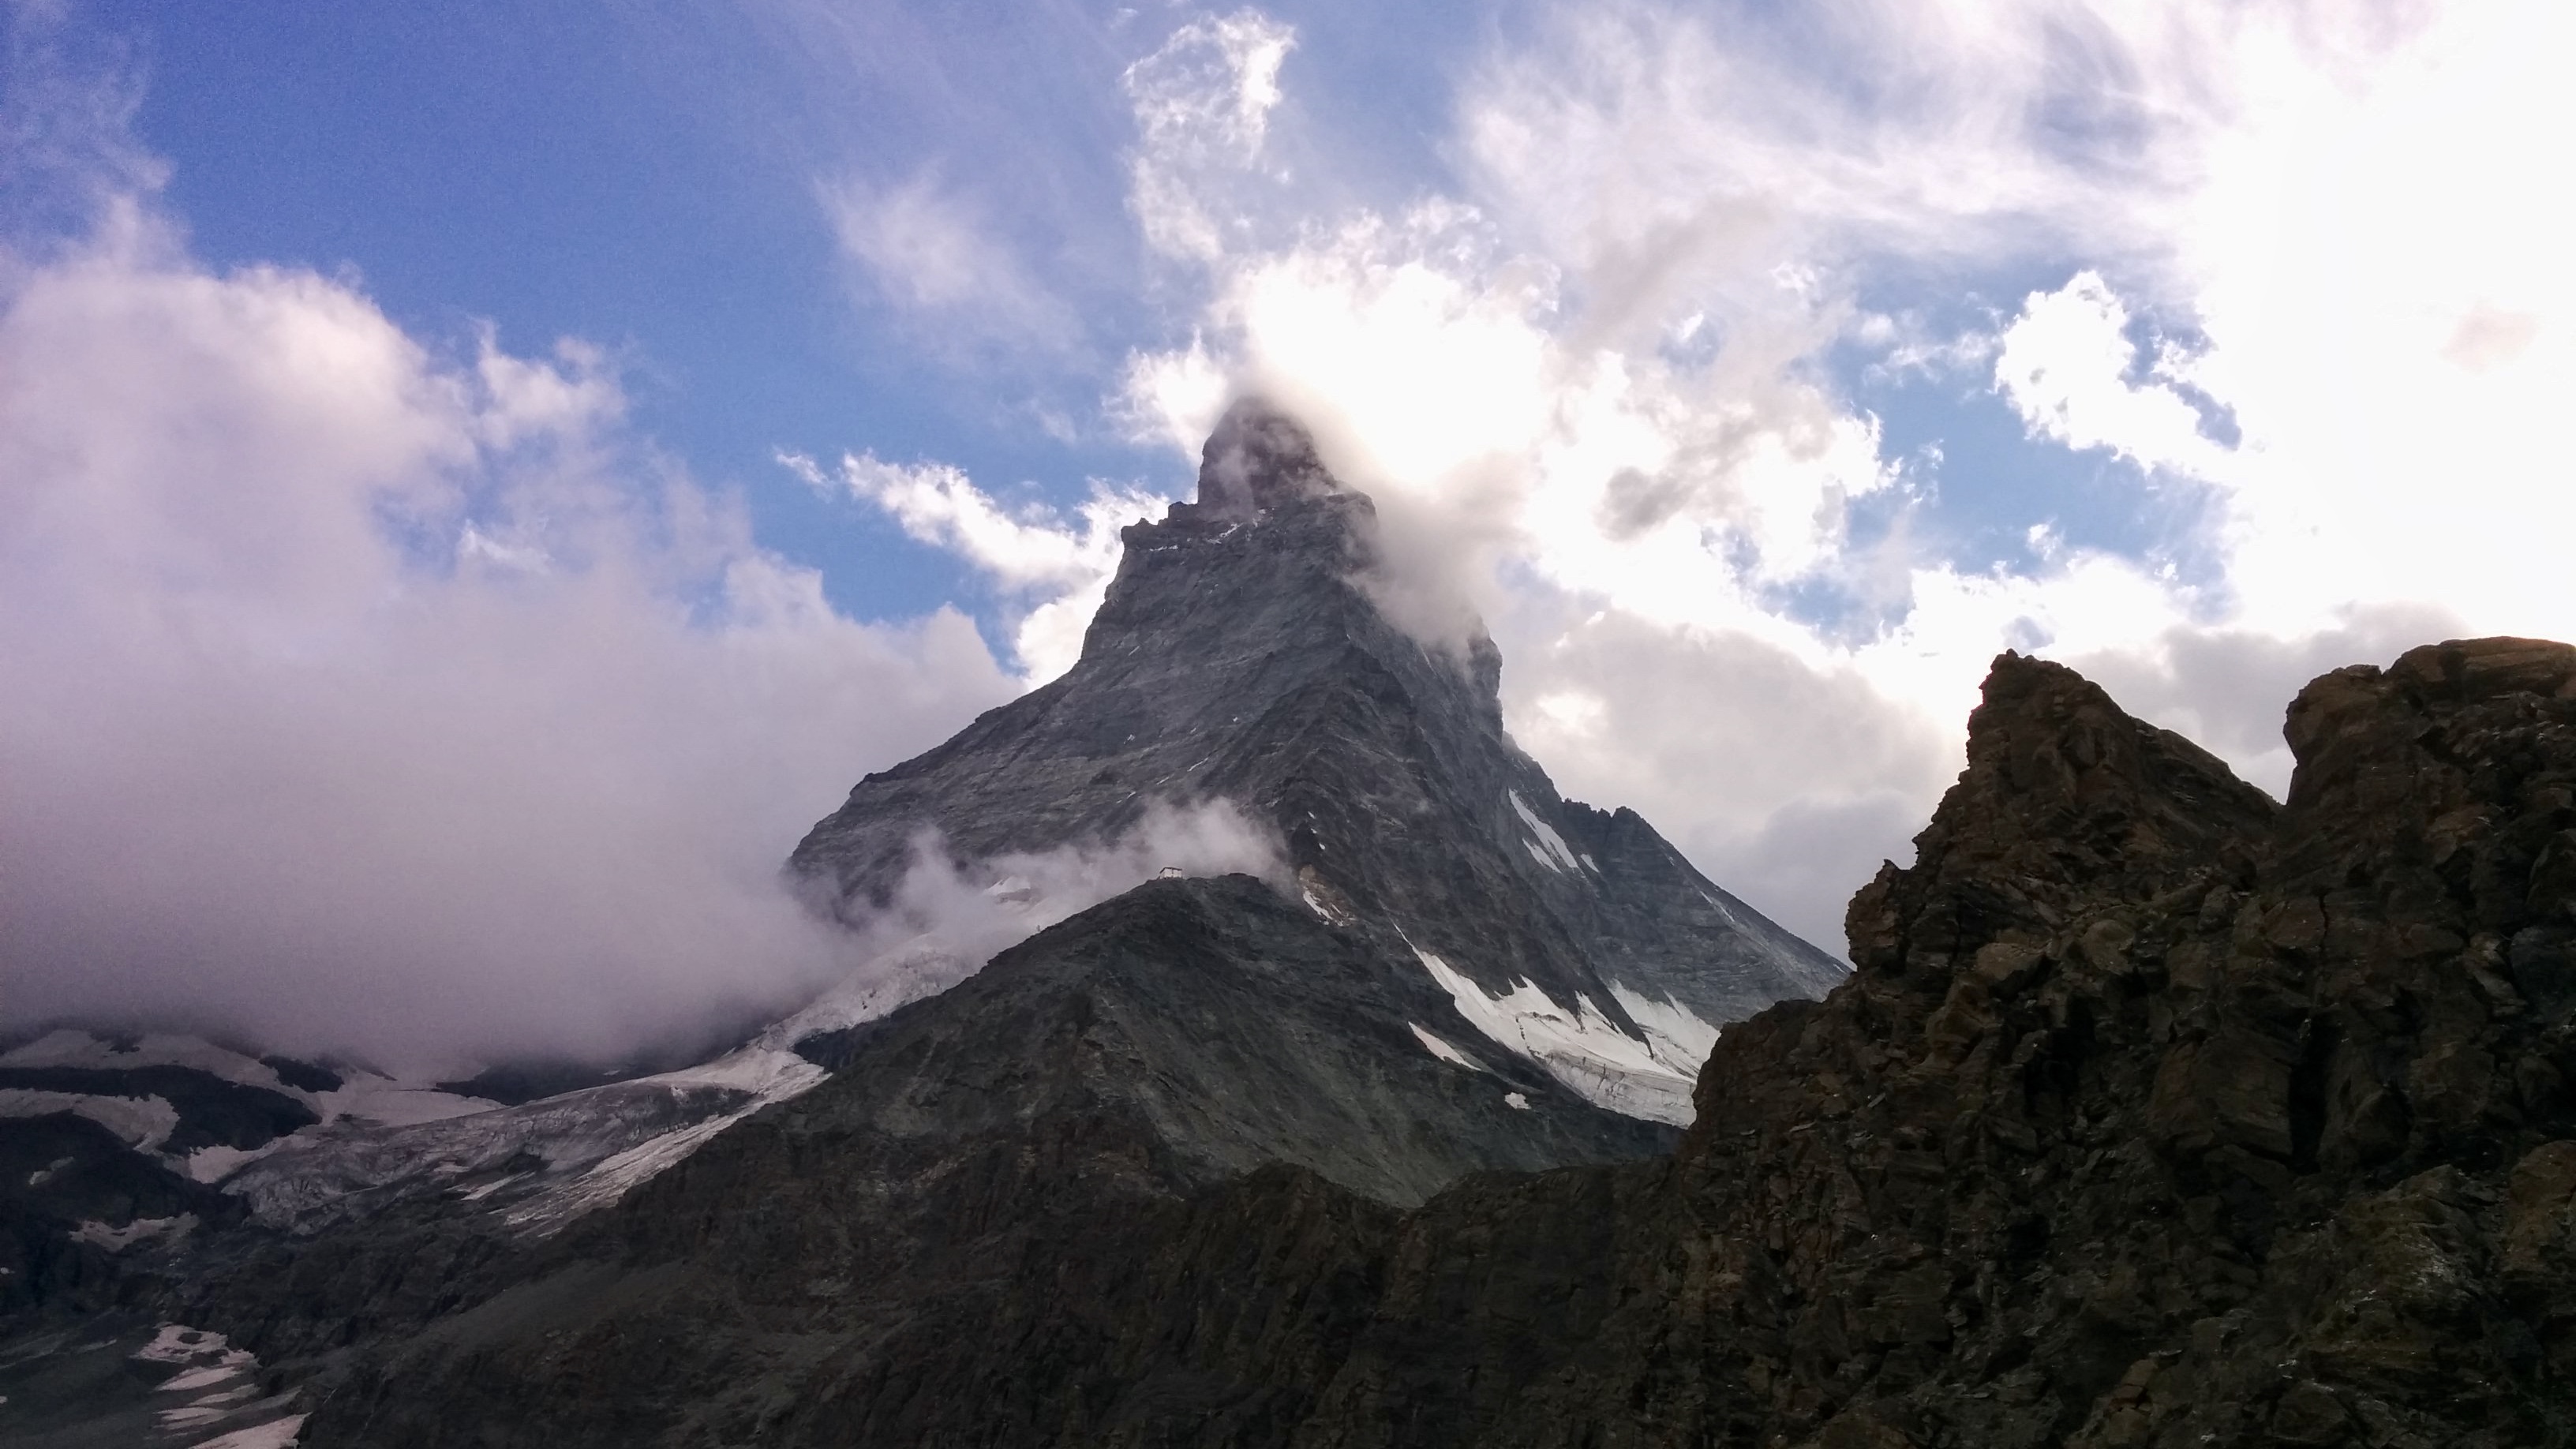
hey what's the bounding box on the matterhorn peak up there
[1191,395,1342,519]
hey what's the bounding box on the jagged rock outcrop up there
[1271,640,2576,1447]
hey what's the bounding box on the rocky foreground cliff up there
[289,635,2576,1447]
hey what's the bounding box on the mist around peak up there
[802,796,1290,1014]
[1188,389,1514,680]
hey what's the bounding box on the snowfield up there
[1412,945,1706,1127]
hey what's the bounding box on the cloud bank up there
[0,200,1017,1073]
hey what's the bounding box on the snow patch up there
[1608,983,1724,1076]
[158,1359,249,1394]
[0,1028,498,1137]
[71,1214,195,1251]
[1412,945,1697,1126]
[1408,1024,1485,1072]
[137,1324,230,1365]
[128,1321,302,1447]
[0,1089,181,1151]
[754,939,975,1052]
[1505,1092,1530,1110]
[1,1030,290,1092]
[192,1415,308,1449]
[313,1073,499,1129]
[183,1143,281,1183]
[1509,792,1586,874]
[160,1383,260,1427]
[1298,871,1356,926]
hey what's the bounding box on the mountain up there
[788,399,1843,1118]
[303,635,2576,1447]
[0,401,1839,1444]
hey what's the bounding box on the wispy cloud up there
[786,450,1167,684]
[819,170,1077,346]
[1122,9,1297,264]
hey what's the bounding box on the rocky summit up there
[8,406,2575,1447]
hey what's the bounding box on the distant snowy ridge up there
[0,1087,182,1151]
[226,1043,825,1237]
[2,934,983,1244]
[0,1029,499,1134]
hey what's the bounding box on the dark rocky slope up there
[305,637,2576,1446]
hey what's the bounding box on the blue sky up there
[85,1,1498,627]
[84,0,2183,627]
[3,0,2569,1065]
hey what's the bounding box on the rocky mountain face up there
[297,636,2576,1447]
[791,399,1844,1119]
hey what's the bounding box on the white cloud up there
[2170,5,2576,643]
[1993,271,2235,477]
[549,0,2567,961]
[819,171,1073,343]
[792,450,1168,683]
[1121,9,1297,263]
[0,207,1016,1073]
